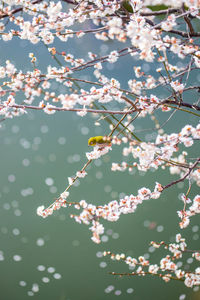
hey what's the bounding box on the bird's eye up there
[89,140,95,145]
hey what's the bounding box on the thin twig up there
[0,103,136,115]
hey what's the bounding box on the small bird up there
[88,136,112,147]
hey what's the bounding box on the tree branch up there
[0,103,137,115]
[0,0,43,19]
[163,158,200,190]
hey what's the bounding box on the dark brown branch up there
[109,271,184,281]
[162,158,200,190]
[145,18,200,37]
[61,0,76,4]
[0,0,43,19]
[163,100,200,111]
[181,4,195,35]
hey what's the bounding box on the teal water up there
[0,20,199,300]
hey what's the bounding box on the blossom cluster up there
[86,145,112,160]
[70,182,163,243]
[112,124,200,183]
[37,191,69,218]
[178,195,200,229]
[104,234,200,288]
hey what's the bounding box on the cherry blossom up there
[1,0,199,290]
[103,233,200,288]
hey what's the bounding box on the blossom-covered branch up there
[104,234,200,288]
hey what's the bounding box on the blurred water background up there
[0,8,200,300]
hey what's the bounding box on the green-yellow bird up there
[88,136,112,147]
